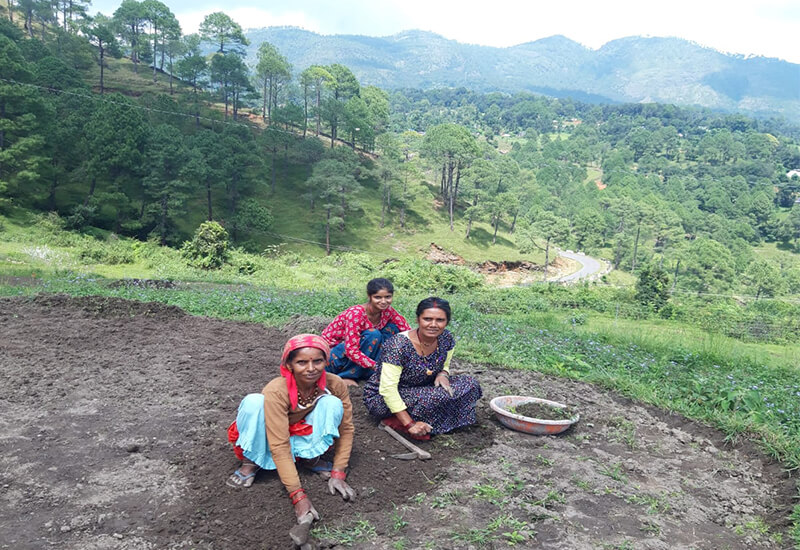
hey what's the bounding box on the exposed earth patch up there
[0,295,793,549]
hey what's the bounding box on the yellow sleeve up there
[443,348,454,373]
[378,362,406,413]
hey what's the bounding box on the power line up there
[264,231,372,254]
[3,82,798,303]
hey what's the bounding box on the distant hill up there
[242,27,800,122]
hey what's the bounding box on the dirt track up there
[0,295,794,549]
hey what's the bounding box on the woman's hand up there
[408,421,432,437]
[328,476,356,501]
[434,372,454,397]
[294,495,320,522]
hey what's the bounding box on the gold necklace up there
[297,386,319,407]
[416,329,437,351]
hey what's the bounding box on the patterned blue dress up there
[363,330,482,434]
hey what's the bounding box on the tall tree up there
[255,42,290,124]
[258,126,289,194]
[374,133,403,228]
[141,0,178,82]
[84,14,121,95]
[218,125,262,242]
[143,124,190,245]
[422,123,479,231]
[679,238,735,295]
[307,158,359,255]
[461,158,496,239]
[300,65,332,137]
[324,63,359,146]
[187,129,222,221]
[0,35,48,210]
[174,33,206,126]
[210,52,249,120]
[519,211,570,281]
[83,93,148,231]
[112,0,145,73]
[741,259,784,299]
[199,11,248,54]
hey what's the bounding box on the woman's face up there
[417,307,448,339]
[287,347,327,385]
[368,288,393,311]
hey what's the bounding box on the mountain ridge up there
[241,27,800,121]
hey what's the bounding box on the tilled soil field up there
[0,295,794,549]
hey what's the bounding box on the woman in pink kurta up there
[322,278,410,383]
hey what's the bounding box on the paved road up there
[555,250,607,282]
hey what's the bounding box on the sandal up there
[381,418,431,441]
[226,469,257,488]
[226,461,260,488]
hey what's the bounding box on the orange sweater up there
[262,373,354,493]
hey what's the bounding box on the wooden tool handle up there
[381,424,432,460]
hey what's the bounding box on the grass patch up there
[312,517,377,546]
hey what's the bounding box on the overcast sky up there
[91,0,800,64]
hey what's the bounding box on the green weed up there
[599,463,628,483]
[312,518,377,545]
[473,483,504,503]
[535,454,553,467]
[625,492,671,515]
[390,505,408,532]
[430,490,463,509]
[608,416,638,450]
[640,521,661,536]
[529,490,566,508]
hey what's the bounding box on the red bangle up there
[292,493,307,506]
[403,420,414,429]
[330,470,346,480]
[288,488,305,500]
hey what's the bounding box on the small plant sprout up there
[529,490,566,508]
[640,520,661,536]
[390,504,408,532]
[431,490,463,509]
[474,483,505,504]
[311,517,377,545]
[599,462,628,483]
[608,416,638,450]
[535,454,554,467]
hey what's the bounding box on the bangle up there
[289,488,305,500]
[292,493,308,506]
[330,470,346,480]
[438,371,450,378]
[403,420,414,429]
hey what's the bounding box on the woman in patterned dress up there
[363,297,482,440]
[322,278,410,386]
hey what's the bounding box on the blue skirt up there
[326,323,400,380]
[234,393,343,470]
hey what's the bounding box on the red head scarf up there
[280,334,331,410]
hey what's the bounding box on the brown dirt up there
[0,295,794,549]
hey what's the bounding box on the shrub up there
[635,263,671,312]
[64,203,96,230]
[77,238,135,265]
[180,221,231,269]
[382,259,483,294]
